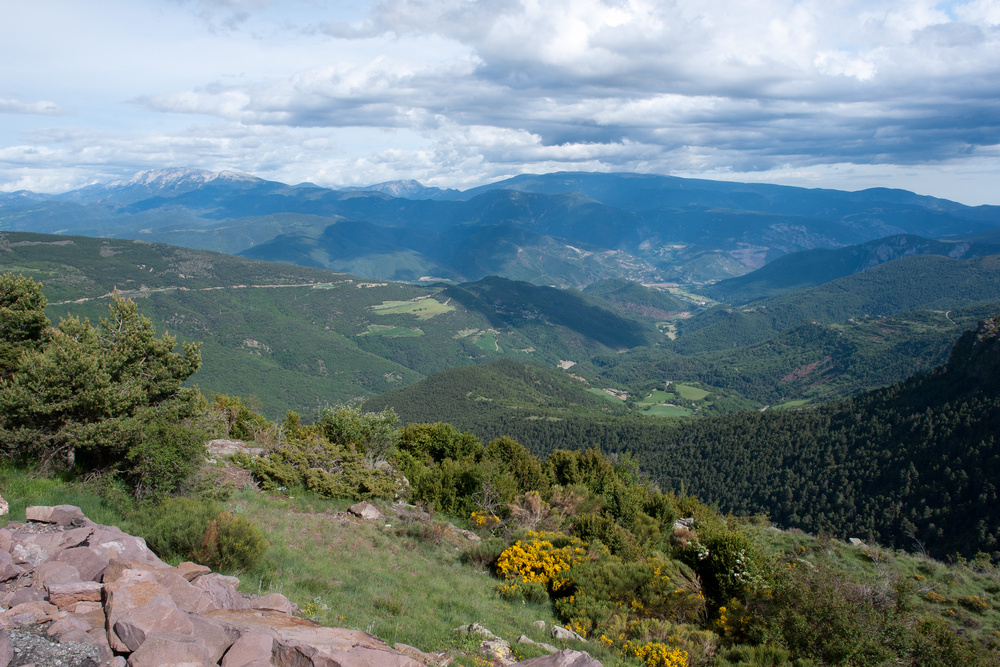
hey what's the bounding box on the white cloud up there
[1,0,999,203]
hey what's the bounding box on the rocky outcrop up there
[1,505,603,667]
[0,506,424,667]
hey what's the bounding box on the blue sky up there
[2,0,999,204]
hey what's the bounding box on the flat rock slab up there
[513,649,604,667]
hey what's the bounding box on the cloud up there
[0,98,65,116]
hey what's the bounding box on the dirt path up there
[50,281,350,305]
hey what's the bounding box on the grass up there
[772,399,811,410]
[642,405,693,417]
[674,384,710,401]
[371,298,455,320]
[637,390,674,406]
[223,490,582,660]
[587,388,627,404]
[474,331,500,352]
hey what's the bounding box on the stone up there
[34,560,82,587]
[9,587,47,606]
[0,494,8,517]
[155,571,218,615]
[53,546,110,582]
[518,635,557,653]
[393,642,453,666]
[480,636,517,666]
[220,632,274,667]
[103,572,179,652]
[47,581,103,609]
[25,505,88,526]
[550,626,587,643]
[176,561,212,582]
[193,573,250,610]
[513,649,604,666]
[0,629,12,667]
[126,631,213,667]
[250,593,295,615]
[87,526,163,565]
[0,550,25,582]
[4,600,59,625]
[532,621,546,630]
[453,622,499,640]
[114,605,195,652]
[849,537,869,549]
[188,615,237,664]
[46,615,93,639]
[208,439,265,459]
[348,501,385,521]
[204,608,422,667]
[9,528,92,566]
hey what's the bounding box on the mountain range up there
[3,168,999,287]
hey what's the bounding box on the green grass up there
[637,390,674,406]
[474,331,500,352]
[361,325,424,338]
[587,388,627,404]
[371,298,455,320]
[772,399,810,410]
[642,405,693,417]
[674,384,709,401]
[0,465,128,527]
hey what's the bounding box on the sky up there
[1,0,999,204]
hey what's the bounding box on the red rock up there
[34,560,81,587]
[103,572,179,652]
[126,631,213,667]
[176,561,212,582]
[0,629,13,667]
[220,632,274,667]
[25,505,88,526]
[250,593,295,615]
[114,605,195,652]
[0,550,25,582]
[47,581,104,608]
[193,573,250,610]
[155,571,218,615]
[87,527,164,565]
[46,615,93,638]
[188,614,237,663]
[54,546,110,582]
[4,600,58,624]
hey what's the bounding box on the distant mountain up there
[705,233,1000,305]
[675,253,1000,353]
[338,179,459,200]
[3,169,998,287]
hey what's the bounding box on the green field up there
[587,387,627,404]
[674,383,710,400]
[772,399,810,410]
[637,390,674,406]
[643,404,693,417]
[473,330,500,352]
[371,297,455,320]
[361,325,424,338]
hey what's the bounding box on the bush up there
[197,511,270,574]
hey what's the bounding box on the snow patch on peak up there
[107,168,261,190]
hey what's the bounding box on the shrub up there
[197,511,270,574]
[496,531,587,594]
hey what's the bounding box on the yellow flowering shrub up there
[495,531,586,593]
[471,511,500,528]
[626,641,689,667]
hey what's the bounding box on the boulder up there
[550,626,588,643]
[126,631,213,667]
[0,494,8,517]
[250,593,296,615]
[47,581,104,609]
[205,608,423,666]
[25,505,88,526]
[154,571,218,615]
[8,587,47,606]
[103,571,179,652]
[220,632,274,667]
[193,573,250,611]
[87,526,164,565]
[348,501,385,521]
[518,635,557,653]
[176,561,212,582]
[114,605,195,652]
[34,559,82,587]
[54,546,110,582]
[0,550,25,582]
[188,615,237,663]
[514,649,604,666]
[0,630,12,667]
